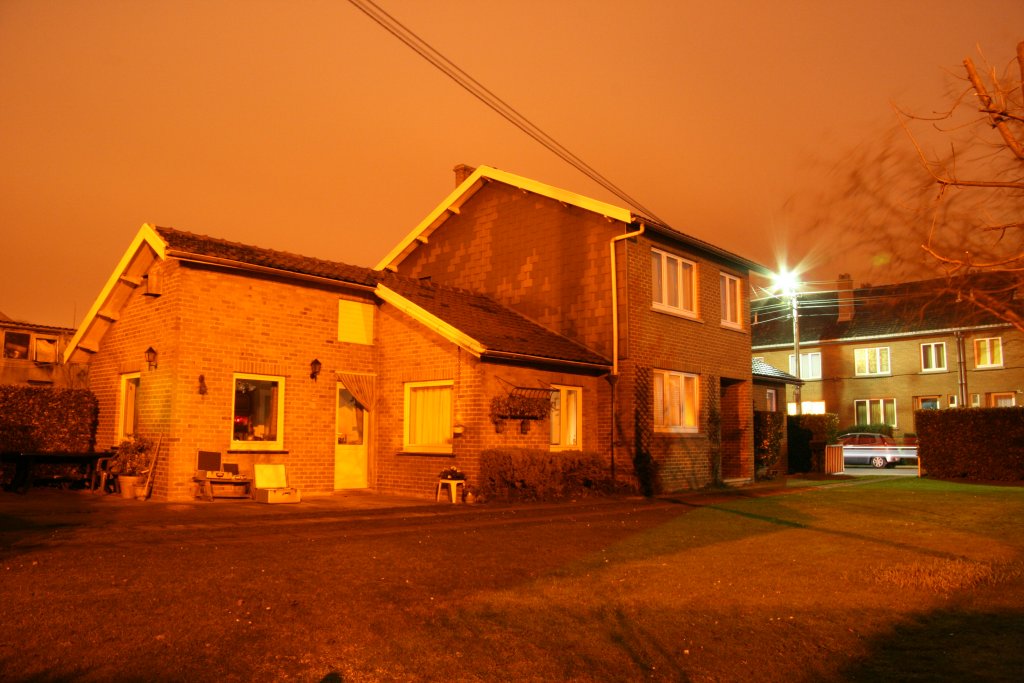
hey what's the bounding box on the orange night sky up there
[1,0,1021,327]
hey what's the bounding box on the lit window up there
[917,396,940,410]
[118,373,140,440]
[651,249,697,317]
[990,392,1015,407]
[974,338,1003,368]
[855,347,891,376]
[550,385,582,450]
[787,401,826,415]
[404,380,453,453]
[338,299,374,345]
[788,352,822,380]
[766,388,777,412]
[920,342,946,372]
[653,369,699,432]
[232,374,285,450]
[854,398,897,427]
[3,332,30,359]
[720,272,743,328]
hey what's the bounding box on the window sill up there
[653,428,700,436]
[651,305,700,322]
[974,365,1004,370]
[228,449,289,455]
[399,450,454,457]
[720,321,746,333]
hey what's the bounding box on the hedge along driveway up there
[1,477,1023,682]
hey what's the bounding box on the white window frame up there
[920,342,946,372]
[788,352,822,380]
[917,396,941,410]
[549,385,582,451]
[990,392,1016,407]
[651,248,697,318]
[231,373,286,451]
[854,398,897,427]
[720,272,743,329]
[653,369,699,433]
[118,372,141,441]
[855,347,891,376]
[948,395,959,408]
[403,380,453,454]
[338,299,375,345]
[974,337,1003,368]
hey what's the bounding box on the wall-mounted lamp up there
[310,358,322,382]
[198,374,208,395]
[145,347,158,370]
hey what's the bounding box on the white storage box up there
[253,463,301,504]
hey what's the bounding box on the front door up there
[335,383,368,489]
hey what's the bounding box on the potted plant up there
[438,465,465,481]
[109,437,154,499]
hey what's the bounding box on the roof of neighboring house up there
[378,274,610,370]
[66,224,610,371]
[0,318,75,335]
[751,357,802,384]
[752,273,1023,349]
[376,165,766,274]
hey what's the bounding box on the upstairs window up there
[404,380,453,453]
[920,342,946,372]
[788,352,822,380]
[34,338,58,363]
[550,385,582,450]
[720,272,743,328]
[855,347,890,376]
[232,374,285,450]
[3,332,30,359]
[651,249,697,317]
[338,299,375,345]
[653,369,699,433]
[974,337,1003,368]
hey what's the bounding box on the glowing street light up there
[772,268,803,415]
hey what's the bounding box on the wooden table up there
[1,451,111,493]
[193,475,253,501]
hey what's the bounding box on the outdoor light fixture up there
[310,358,322,382]
[145,347,158,370]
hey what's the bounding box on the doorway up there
[335,383,368,489]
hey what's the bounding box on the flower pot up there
[118,475,141,499]
[134,484,149,501]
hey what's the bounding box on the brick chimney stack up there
[837,273,854,322]
[453,163,475,186]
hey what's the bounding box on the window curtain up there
[336,372,377,410]
[410,385,452,446]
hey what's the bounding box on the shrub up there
[787,413,839,473]
[479,448,620,501]
[754,410,785,472]
[838,423,893,438]
[916,407,1024,481]
[0,386,98,453]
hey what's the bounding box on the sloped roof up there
[67,224,609,371]
[752,357,802,384]
[378,273,610,369]
[752,273,1021,349]
[376,165,766,274]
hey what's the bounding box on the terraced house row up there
[751,274,1024,437]
[62,165,773,501]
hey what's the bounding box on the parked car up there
[838,433,910,468]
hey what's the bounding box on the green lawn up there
[1,477,1022,681]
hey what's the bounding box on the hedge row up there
[916,408,1024,481]
[787,413,839,473]
[479,448,625,501]
[0,386,98,453]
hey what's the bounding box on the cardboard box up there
[253,463,301,504]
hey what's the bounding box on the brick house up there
[751,274,1024,437]
[378,165,765,489]
[1,313,82,387]
[65,224,610,501]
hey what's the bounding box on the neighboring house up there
[751,273,1024,437]
[66,165,764,500]
[378,164,766,489]
[0,313,80,387]
[752,357,801,475]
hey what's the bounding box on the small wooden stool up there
[435,478,465,503]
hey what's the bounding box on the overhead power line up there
[346,0,667,224]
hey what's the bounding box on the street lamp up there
[772,269,802,415]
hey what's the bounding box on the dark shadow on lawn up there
[839,608,1024,682]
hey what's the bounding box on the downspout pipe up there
[608,222,646,483]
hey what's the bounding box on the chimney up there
[453,163,475,186]
[837,273,854,322]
